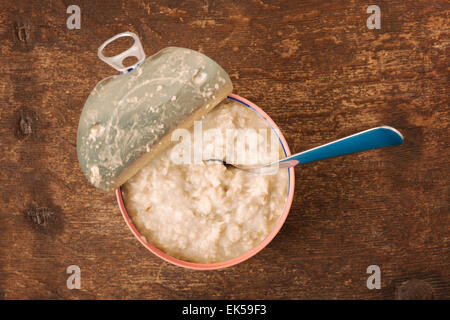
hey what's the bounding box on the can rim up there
[116,93,296,270]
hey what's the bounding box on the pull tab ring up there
[98,32,146,73]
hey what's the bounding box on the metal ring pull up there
[97,32,146,73]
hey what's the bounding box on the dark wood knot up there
[24,206,61,232]
[15,108,38,140]
[14,21,31,44]
[396,279,435,300]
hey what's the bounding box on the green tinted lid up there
[77,32,233,191]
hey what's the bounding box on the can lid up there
[76,32,233,191]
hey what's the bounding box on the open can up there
[77,32,295,270]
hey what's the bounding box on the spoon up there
[207,126,404,174]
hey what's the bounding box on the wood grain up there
[0,0,448,299]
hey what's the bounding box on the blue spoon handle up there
[278,126,404,168]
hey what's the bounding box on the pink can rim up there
[116,93,295,270]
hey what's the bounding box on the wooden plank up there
[0,0,448,299]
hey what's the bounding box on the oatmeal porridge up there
[122,101,289,263]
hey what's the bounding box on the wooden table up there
[0,0,448,299]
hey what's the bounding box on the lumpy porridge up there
[122,101,289,263]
